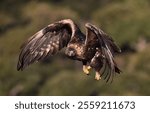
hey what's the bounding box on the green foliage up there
[92,0,150,45]
[0,0,150,96]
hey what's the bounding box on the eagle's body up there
[17,19,121,82]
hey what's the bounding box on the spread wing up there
[85,23,121,82]
[17,19,77,71]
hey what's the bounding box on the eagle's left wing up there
[85,23,121,82]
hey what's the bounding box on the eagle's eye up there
[65,48,76,57]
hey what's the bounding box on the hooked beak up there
[65,48,76,57]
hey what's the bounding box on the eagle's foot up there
[83,65,91,75]
[95,71,101,80]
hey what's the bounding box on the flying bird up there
[17,19,121,82]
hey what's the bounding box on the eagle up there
[17,19,121,82]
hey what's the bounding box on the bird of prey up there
[17,19,121,82]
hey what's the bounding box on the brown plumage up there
[17,19,121,82]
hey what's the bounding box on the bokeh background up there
[0,0,150,96]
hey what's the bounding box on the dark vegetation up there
[0,0,150,95]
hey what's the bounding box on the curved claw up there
[83,65,91,75]
[87,66,91,70]
[95,71,101,80]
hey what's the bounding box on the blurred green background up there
[0,0,150,96]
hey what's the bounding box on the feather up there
[85,23,121,82]
[17,19,77,70]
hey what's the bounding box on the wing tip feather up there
[17,62,23,71]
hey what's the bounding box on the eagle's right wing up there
[17,19,77,71]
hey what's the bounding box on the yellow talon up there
[95,72,101,80]
[83,65,91,75]
[87,66,91,70]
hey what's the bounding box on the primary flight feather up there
[17,19,121,82]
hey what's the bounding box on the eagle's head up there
[65,43,85,60]
[65,47,76,58]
